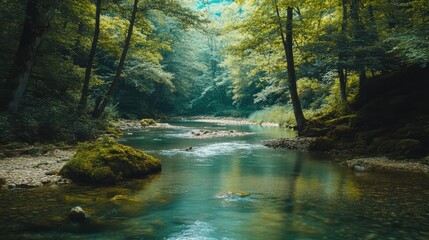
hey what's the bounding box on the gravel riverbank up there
[0,149,75,189]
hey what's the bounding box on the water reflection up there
[1,121,428,239]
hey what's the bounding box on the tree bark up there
[285,7,306,134]
[92,0,139,118]
[338,0,348,104]
[350,0,367,93]
[77,0,101,114]
[274,3,306,134]
[0,0,51,112]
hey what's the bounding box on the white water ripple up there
[166,220,235,240]
[158,142,266,158]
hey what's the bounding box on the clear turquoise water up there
[1,120,429,239]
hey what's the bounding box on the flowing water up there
[1,120,429,239]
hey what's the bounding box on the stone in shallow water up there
[352,165,368,172]
[68,206,87,222]
[215,191,251,201]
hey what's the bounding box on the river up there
[1,120,429,239]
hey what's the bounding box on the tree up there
[92,0,139,118]
[337,0,349,104]
[274,2,306,133]
[0,0,52,112]
[77,0,102,114]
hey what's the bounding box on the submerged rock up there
[352,165,369,172]
[215,191,251,201]
[68,206,87,222]
[59,137,161,184]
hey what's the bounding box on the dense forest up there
[1,1,429,238]
[0,0,428,143]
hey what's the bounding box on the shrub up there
[249,105,296,126]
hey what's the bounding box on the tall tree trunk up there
[274,3,306,134]
[92,0,139,118]
[338,0,348,104]
[0,0,50,112]
[285,7,306,134]
[350,0,367,94]
[77,0,101,114]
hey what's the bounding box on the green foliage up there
[249,105,296,126]
[60,137,161,184]
[0,102,108,144]
[1,0,428,145]
[296,77,327,110]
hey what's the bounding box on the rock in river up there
[68,206,87,222]
[59,137,161,184]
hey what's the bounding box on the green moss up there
[325,114,357,127]
[104,125,123,137]
[140,119,157,127]
[60,137,161,184]
[327,125,356,140]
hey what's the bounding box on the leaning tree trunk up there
[338,0,349,104]
[0,0,51,112]
[77,0,102,114]
[92,0,139,118]
[274,3,306,134]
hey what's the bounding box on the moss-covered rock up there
[325,114,357,127]
[140,119,157,127]
[60,137,161,184]
[309,137,334,151]
[327,125,356,140]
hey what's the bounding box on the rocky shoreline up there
[264,137,429,175]
[0,149,75,189]
[264,137,314,150]
[188,117,280,127]
[2,117,429,189]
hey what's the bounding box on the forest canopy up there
[0,0,428,143]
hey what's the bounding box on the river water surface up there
[1,120,429,239]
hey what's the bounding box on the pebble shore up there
[0,149,75,189]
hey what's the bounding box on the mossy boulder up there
[309,137,334,151]
[140,119,157,127]
[60,137,161,184]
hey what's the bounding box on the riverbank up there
[0,149,75,189]
[2,117,428,190]
[172,116,280,127]
[264,137,429,175]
